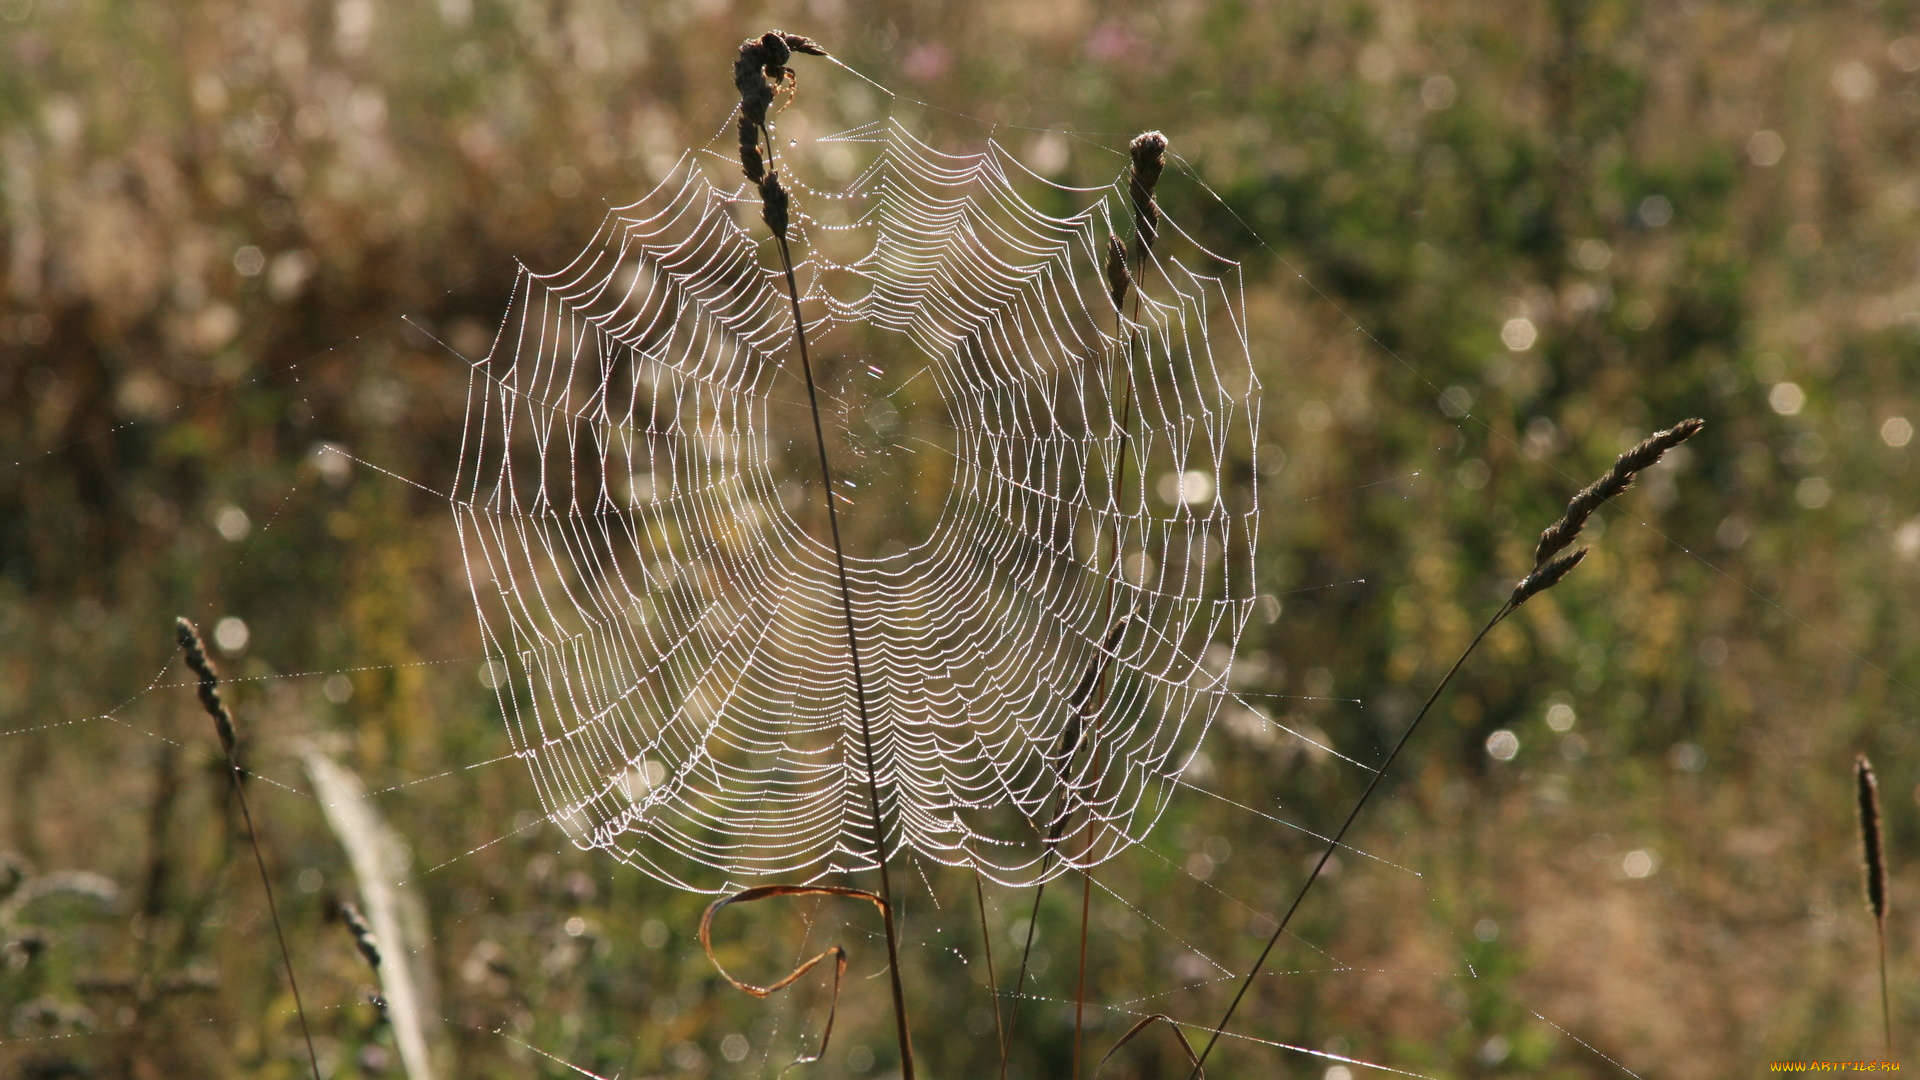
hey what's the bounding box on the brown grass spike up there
[1534,418,1704,567]
[174,617,321,1080]
[1858,754,1892,1056]
[1127,131,1166,256]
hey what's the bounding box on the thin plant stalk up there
[1001,882,1045,1078]
[1074,869,1092,1080]
[1881,927,1893,1060]
[175,618,321,1080]
[771,188,915,1080]
[734,33,915,1076]
[975,872,1006,1057]
[1064,137,1163,1076]
[140,740,179,972]
[1183,418,1703,1076]
[1042,149,1165,1075]
[1185,605,1507,1074]
[1003,619,1121,1075]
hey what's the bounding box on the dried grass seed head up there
[759,173,791,238]
[336,900,382,969]
[734,31,826,184]
[1858,754,1888,926]
[1533,417,1705,567]
[1129,131,1167,189]
[1128,131,1167,251]
[1105,234,1131,310]
[174,617,237,756]
[1510,546,1588,606]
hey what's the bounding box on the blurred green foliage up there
[4,0,1920,1076]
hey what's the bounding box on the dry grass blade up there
[1097,1014,1205,1077]
[174,617,321,1080]
[304,746,441,1078]
[1857,754,1891,1055]
[700,885,885,1071]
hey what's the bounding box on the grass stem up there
[975,872,1005,1058]
[175,618,321,1080]
[1074,869,1092,1080]
[756,138,916,1078]
[1186,602,1510,1075]
[1184,417,1702,1074]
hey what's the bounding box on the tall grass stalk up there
[974,872,1006,1053]
[733,31,916,1078]
[1184,418,1703,1075]
[174,617,322,1080]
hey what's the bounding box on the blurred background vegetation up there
[4,0,1920,1076]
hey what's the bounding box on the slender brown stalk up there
[1182,419,1703,1076]
[1074,869,1092,1080]
[1067,135,1165,1074]
[140,739,179,971]
[175,618,321,1080]
[1000,881,1045,1079]
[1858,754,1892,1057]
[1060,138,1166,1073]
[733,32,915,1078]
[974,872,1006,1057]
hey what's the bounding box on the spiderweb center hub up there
[766,330,956,560]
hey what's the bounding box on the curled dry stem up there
[701,885,885,1073]
[1099,1014,1206,1078]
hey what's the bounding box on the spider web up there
[452,113,1260,893]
